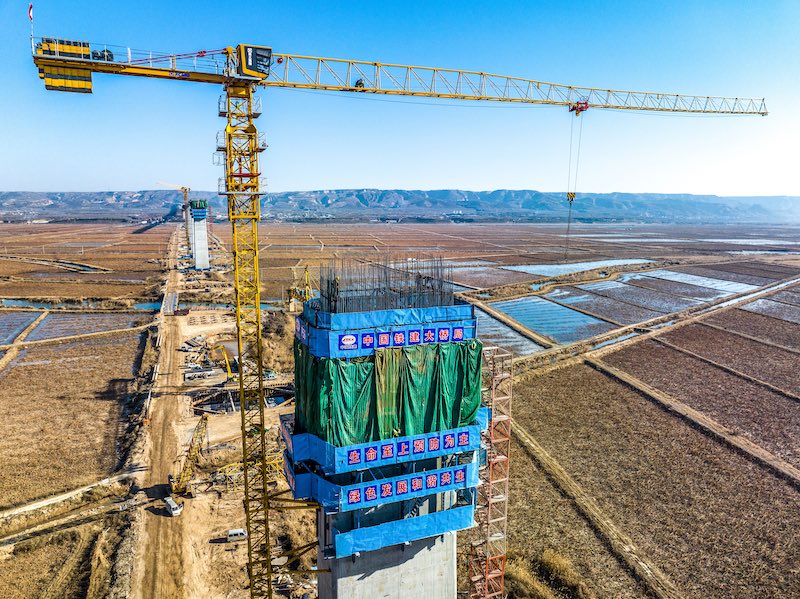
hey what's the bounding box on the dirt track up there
[132,230,187,599]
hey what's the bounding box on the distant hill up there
[1,189,798,224]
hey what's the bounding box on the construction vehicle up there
[31,31,766,599]
[164,495,184,517]
[211,344,234,379]
[170,413,209,495]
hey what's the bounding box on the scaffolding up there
[469,346,513,599]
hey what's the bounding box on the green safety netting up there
[294,339,482,446]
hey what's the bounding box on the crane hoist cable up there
[563,104,586,260]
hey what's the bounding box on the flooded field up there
[0,311,41,344]
[475,308,544,356]
[740,298,800,324]
[491,295,615,343]
[25,312,145,341]
[640,269,758,294]
[501,258,653,277]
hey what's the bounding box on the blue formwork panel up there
[296,302,478,358]
[296,317,477,358]
[303,303,475,331]
[281,407,488,475]
[287,460,479,513]
[332,504,476,558]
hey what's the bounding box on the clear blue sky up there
[1,1,798,196]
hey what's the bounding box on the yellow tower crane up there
[32,35,767,599]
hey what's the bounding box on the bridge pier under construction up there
[279,260,511,598]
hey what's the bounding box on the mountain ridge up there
[1,189,798,223]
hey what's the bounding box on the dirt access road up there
[132,228,187,599]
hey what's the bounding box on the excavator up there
[210,344,234,380]
[169,413,209,496]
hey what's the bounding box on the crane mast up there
[31,35,767,599]
[222,81,274,595]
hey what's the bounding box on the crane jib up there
[30,36,767,115]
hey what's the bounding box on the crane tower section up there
[219,81,274,596]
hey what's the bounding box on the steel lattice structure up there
[220,81,275,596]
[469,347,513,599]
[265,54,768,114]
[31,35,767,599]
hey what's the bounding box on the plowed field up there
[660,323,799,391]
[605,340,800,467]
[512,364,800,598]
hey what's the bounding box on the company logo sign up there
[339,334,358,350]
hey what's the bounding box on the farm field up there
[741,297,800,324]
[771,289,800,306]
[0,530,78,597]
[704,306,800,347]
[0,332,145,509]
[25,312,146,341]
[658,322,799,391]
[475,308,544,356]
[507,440,645,598]
[605,339,800,467]
[546,285,665,324]
[0,223,169,302]
[0,311,40,344]
[511,363,800,598]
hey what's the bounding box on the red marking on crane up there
[569,100,589,115]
